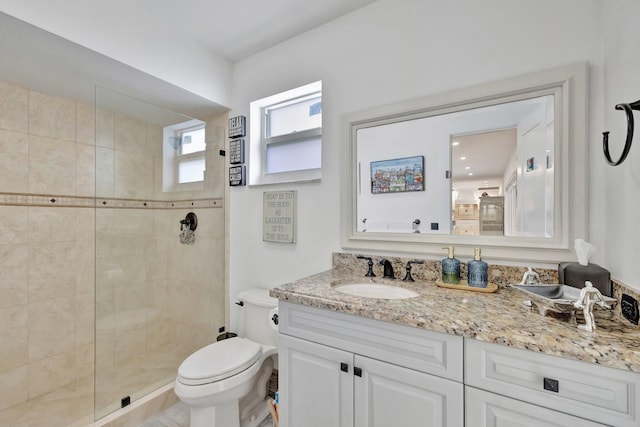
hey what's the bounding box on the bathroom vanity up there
[271,267,640,427]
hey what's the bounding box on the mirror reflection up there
[356,94,555,238]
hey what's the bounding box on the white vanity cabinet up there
[278,302,464,427]
[465,339,640,427]
[277,300,640,427]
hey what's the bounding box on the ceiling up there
[129,0,378,62]
[0,0,377,62]
[0,1,377,117]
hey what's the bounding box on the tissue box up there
[558,262,612,297]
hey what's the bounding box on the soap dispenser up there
[441,246,461,284]
[467,248,488,288]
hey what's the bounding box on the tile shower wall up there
[0,80,96,411]
[0,80,226,421]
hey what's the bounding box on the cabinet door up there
[279,334,354,427]
[465,387,606,427]
[354,355,463,427]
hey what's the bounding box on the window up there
[163,119,207,192]
[249,81,322,185]
[177,126,206,183]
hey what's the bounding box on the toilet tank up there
[237,288,278,347]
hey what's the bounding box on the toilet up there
[174,288,278,427]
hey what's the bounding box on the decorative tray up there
[510,284,617,315]
[436,280,498,293]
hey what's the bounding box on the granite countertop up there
[270,269,640,374]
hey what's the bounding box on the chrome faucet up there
[379,259,395,279]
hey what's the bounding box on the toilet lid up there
[177,337,262,386]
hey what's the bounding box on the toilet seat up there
[177,337,262,386]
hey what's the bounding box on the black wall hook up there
[602,100,640,166]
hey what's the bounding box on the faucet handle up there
[402,260,424,282]
[356,256,376,277]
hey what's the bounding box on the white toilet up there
[174,288,278,427]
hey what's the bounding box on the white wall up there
[602,0,640,289]
[356,117,451,234]
[229,0,607,327]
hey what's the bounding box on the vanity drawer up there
[465,386,606,427]
[465,338,640,427]
[279,301,463,382]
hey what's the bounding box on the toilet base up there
[188,398,271,427]
[191,400,239,427]
[241,399,271,427]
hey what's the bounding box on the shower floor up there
[0,347,190,427]
[0,376,94,427]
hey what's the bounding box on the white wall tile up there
[28,91,75,141]
[0,206,29,246]
[28,135,76,195]
[75,101,95,146]
[0,81,28,133]
[28,350,75,399]
[96,108,114,149]
[0,244,29,308]
[28,207,76,243]
[115,114,146,154]
[0,365,28,411]
[28,297,75,361]
[28,242,75,303]
[76,143,95,197]
[0,129,29,193]
[0,305,28,372]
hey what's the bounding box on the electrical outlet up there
[621,294,639,325]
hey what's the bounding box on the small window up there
[163,119,206,192]
[177,126,206,183]
[249,81,322,185]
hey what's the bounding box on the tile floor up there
[139,402,274,427]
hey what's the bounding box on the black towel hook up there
[602,100,640,166]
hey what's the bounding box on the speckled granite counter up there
[270,268,640,374]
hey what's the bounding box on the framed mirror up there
[341,63,588,263]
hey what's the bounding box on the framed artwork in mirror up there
[370,155,424,194]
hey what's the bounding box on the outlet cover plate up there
[621,294,639,325]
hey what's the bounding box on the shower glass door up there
[94,87,226,419]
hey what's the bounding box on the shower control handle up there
[271,313,279,326]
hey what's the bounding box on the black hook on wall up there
[602,100,640,166]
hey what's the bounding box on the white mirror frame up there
[341,63,588,264]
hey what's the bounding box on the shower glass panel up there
[94,87,225,419]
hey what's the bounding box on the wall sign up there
[229,115,246,139]
[229,138,245,164]
[229,165,246,186]
[263,191,297,243]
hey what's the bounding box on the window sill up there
[248,168,321,187]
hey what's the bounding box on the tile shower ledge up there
[270,270,640,374]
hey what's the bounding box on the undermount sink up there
[333,283,419,299]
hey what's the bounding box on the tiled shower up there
[0,81,226,425]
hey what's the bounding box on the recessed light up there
[465,166,470,170]
[452,141,460,146]
[460,156,467,160]
[468,172,473,176]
